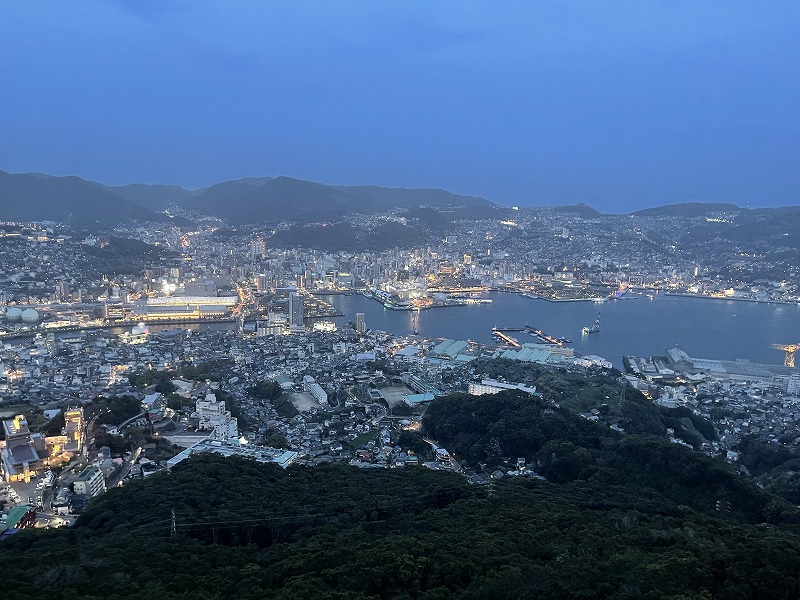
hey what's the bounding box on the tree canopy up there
[3,454,800,599]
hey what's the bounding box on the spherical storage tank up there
[4,307,22,322]
[21,308,40,323]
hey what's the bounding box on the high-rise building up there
[289,292,304,332]
[355,312,366,334]
[255,274,270,291]
[251,238,266,259]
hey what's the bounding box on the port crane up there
[772,342,800,368]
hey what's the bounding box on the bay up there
[321,292,800,369]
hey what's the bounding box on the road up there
[108,444,143,488]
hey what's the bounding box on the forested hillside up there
[423,392,798,524]
[4,454,800,599]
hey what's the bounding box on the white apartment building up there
[195,392,238,442]
[73,465,106,497]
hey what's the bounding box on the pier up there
[491,324,568,347]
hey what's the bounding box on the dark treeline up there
[4,454,800,599]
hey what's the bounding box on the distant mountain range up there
[0,170,174,226]
[0,170,496,226]
[0,168,796,227]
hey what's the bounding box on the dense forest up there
[423,391,798,524]
[4,454,800,599]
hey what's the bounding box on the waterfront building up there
[355,312,366,334]
[118,322,149,344]
[134,296,237,320]
[432,339,468,359]
[312,320,336,332]
[627,347,798,385]
[493,343,574,366]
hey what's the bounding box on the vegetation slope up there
[5,386,800,599]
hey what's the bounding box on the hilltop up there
[0,170,172,226]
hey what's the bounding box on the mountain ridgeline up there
[0,171,800,234]
[0,170,496,227]
[0,170,172,226]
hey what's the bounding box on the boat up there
[581,313,600,335]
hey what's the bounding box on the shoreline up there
[663,292,797,306]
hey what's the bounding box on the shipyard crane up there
[772,343,800,368]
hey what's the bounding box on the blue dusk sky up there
[0,1,798,212]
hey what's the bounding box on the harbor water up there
[319,292,800,369]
